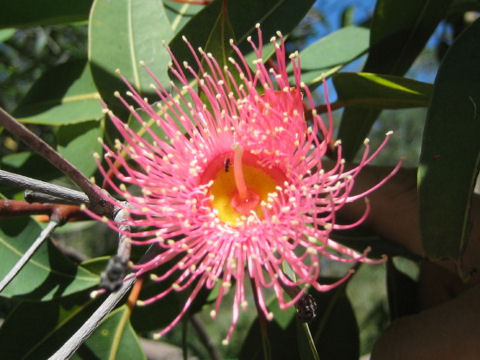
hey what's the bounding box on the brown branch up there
[0,170,89,205]
[0,107,113,217]
[0,200,53,217]
[0,200,89,221]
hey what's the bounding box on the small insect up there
[224,158,231,172]
[296,293,318,322]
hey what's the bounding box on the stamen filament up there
[233,145,248,199]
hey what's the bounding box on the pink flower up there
[88,25,400,343]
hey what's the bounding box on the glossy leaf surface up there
[239,284,358,360]
[0,292,100,359]
[169,0,315,67]
[13,60,102,125]
[338,0,452,160]
[0,218,99,300]
[89,0,173,116]
[0,0,92,29]
[72,306,146,360]
[418,18,480,260]
[288,26,370,87]
[333,72,432,109]
[56,120,103,177]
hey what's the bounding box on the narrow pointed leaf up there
[72,306,146,360]
[88,0,173,116]
[418,18,480,260]
[0,218,99,300]
[163,0,203,34]
[0,292,100,359]
[0,29,15,42]
[239,284,358,360]
[338,0,453,160]
[169,0,315,66]
[0,0,92,29]
[288,26,370,87]
[56,120,103,177]
[13,60,102,126]
[333,73,432,109]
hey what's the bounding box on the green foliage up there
[13,60,102,125]
[239,284,359,360]
[333,72,432,109]
[1,0,478,358]
[88,0,173,117]
[0,0,93,29]
[338,0,453,160]
[72,306,146,360]
[0,218,98,300]
[288,26,370,87]
[418,18,480,261]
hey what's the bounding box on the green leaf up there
[56,120,103,177]
[130,264,211,333]
[0,292,101,359]
[338,0,453,160]
[13,60,103,125]
[333,72,433,109]
[386,259,418,320]
[418,18,480,260]
[0,0,92,29]
[0,152,62,188]
[88,0,173,117]
[365,0,453,75]
[163,0,203,34]
[330,227,419,261]
[169,0,315,67]
[0,218,99,300]
[239,284,358,360]
[0,28,15,42]
[73,306,146,360]
[288,26,370,87]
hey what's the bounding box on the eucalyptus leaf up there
[73,306,146,360]
[56,120,103,177]
[418,18,480,260]
[0,28,15,42]
[0,291,100,359]
[386,259,418,320]
[13,60,102,126]
[333,72,432,109]
[0,217,99,301]
[0,0,92,29]
[169,0,315,68]
[338,0,453,160]
[239,284,358,360]
[163,0,203,33]
[288,26,370,87]
[88,0,173,118]
[0,152,62,190]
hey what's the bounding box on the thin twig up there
[0,220,59,293]
[100,207,132,291]
[190,314,223,360]
[47,277,136,360]
[24,189,86,205]
[0,170,89,205]
[0,200,88,221]
[0,108,113,217]
[0,200,53,217]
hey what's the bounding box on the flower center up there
[200,147,287,226]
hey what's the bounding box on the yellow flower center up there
[200,147,286,226]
